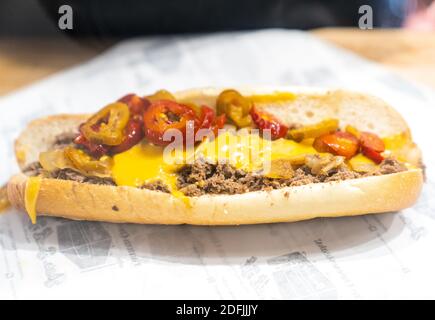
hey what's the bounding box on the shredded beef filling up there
[141,180,170,193]
[51,168,116,185]
[175,157,407,196]
[22,162,43,177]
[375,158,408,175]
[23,161,115,185]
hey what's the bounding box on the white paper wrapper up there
[1,30,435,299]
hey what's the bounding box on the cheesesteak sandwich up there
[7,87,423,225]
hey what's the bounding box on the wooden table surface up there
[313,28,435,90]
[1,28,435,97]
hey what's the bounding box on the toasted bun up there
[7,87,424,225]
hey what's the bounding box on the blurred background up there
[1,0,435,38]
[0,0,434,94]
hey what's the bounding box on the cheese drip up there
[24,176,42,224]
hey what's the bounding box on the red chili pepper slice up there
[360,132,385,153]
[198,106,226,137]
[74,133,109,158]
[143,100,197,146]
[104,94,149,153]
[250,106,288,140]
[361,146,384,164]
[214,114,226,136]
[313,131,360,159]
[198,106,215,129]
[118,94,150,117]
[110,119,144,155]
[359,131,385,163]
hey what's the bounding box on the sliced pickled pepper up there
[216,90,252,128]
[81,102,130,146]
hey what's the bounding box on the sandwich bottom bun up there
[7,87,424,225]
[7,169,423,225]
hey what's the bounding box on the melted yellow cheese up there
[194,131,319,174]
[24,176,42,224]
[348,153,377,172]
[112,142,190,205]
[113,143,174,187]
[0,199,10,213]
[383,132,409,151]
[382,132,417,166]
[248,92,296,103]
[0,185,11,213]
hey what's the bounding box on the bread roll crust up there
[7,87,424,225]
[7,169,423,225]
